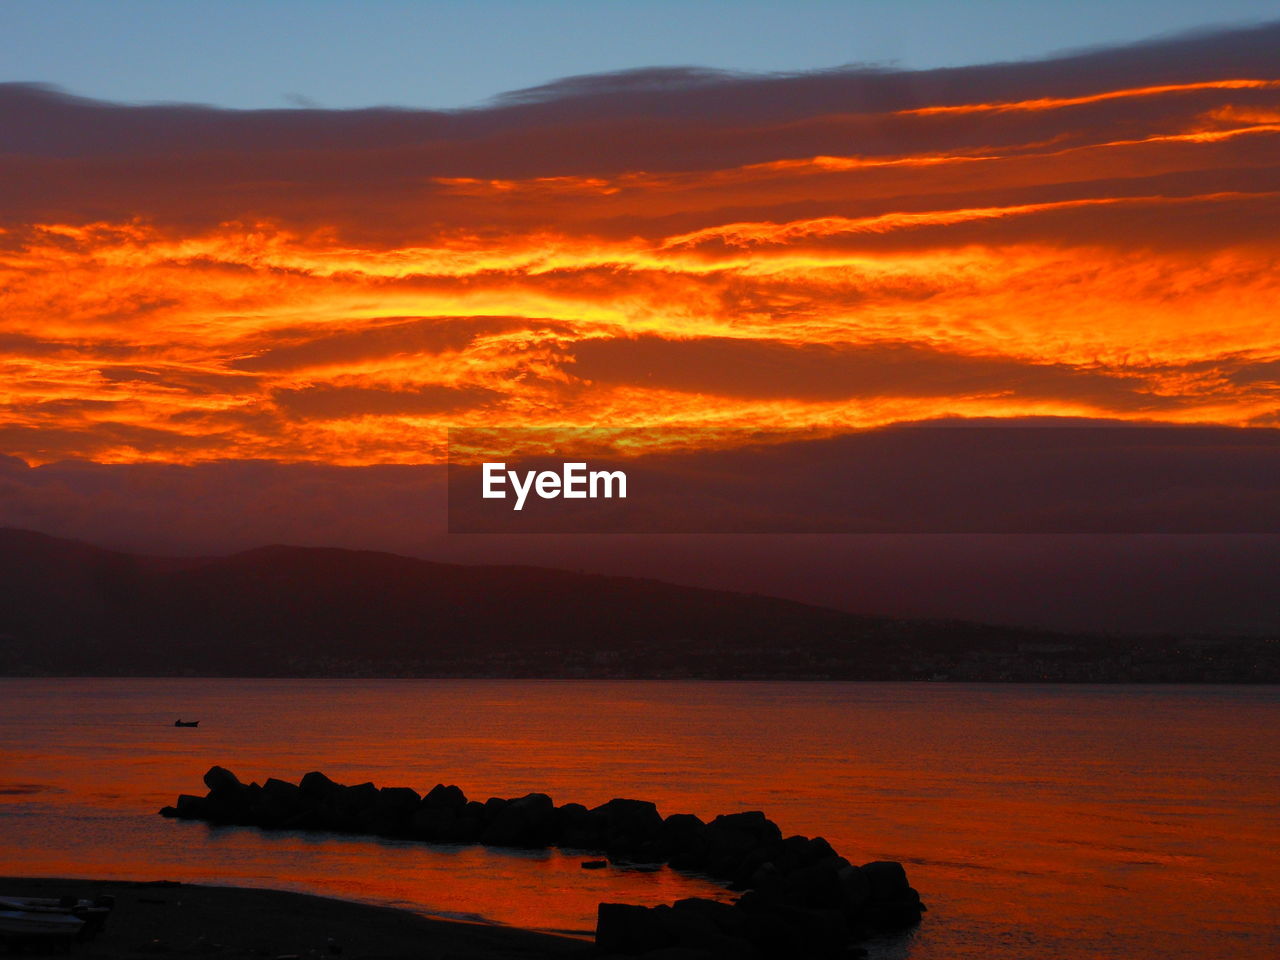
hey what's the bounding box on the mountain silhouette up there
[0,528,1272,680]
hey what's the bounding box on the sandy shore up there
[0,877,590,959]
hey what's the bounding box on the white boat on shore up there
[0,906,84,938]
[0,891,114,943]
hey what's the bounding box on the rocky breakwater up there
[162,766,924,958]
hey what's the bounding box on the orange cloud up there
[0,23,1278,464]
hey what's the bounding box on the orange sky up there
[1,29,1278,464]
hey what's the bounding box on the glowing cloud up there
[0,23,1278,464]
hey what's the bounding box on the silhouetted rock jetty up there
[162,766,924,957]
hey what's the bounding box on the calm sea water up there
[0,679,1276,958]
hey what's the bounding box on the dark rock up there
[779,856,848,909]
[748,835,809,875]
[734,901,791,954]
[312,781,377,832]
[482,792,556,847]
[594,798,663,831]
[597,900,752,957]
[650,905,714,949]
[558,805,606,849]
[355,788,419,834]
[255,778,302,826]
[596,903,676,954]
[661,813,707,866]
[701,812,781,879]
[210,781,260,825]
[800,837,838,865]
[709,812,781,843]
[376,786,421,817]
[441,811,483,843]
[262,777,299,799]
[860,861,909,902]
[342,782,378,812]
[777,906,850,958]
[422,783,467,810]
[553,801,590,840]
[837,864,870,911]
[201,792,246,825]
[202,766,242,797]
[359,785,421,836]
[173,794,207,819]
[670,898,745,939]
[299,771,342,800]
[593,798,665,855]
[864,886,923,931]
[481,796,510,824]
[739,902,850,959]
[162,767,924,953]
[745,861,781,896]
[409,806,456,842]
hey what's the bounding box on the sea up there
[0,679,1276,959]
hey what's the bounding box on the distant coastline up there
[2,528,1276,683]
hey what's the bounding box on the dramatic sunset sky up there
[1,4,1277,632]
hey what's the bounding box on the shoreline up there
[0,877,588,959]
[4,675,1277,684]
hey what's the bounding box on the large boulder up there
[482,792,556,847]
[661,813,708,866]
[702,813,780,879]
[596,903,676,954]
[556,803,605,849]
[597,899,753,957]
[409,806,456,841]
[299,771,342,801]
[858,861,922,931]
[441,802,485,843]
[867,886,923,931]
[360,786,420,835]
[481,796,510,824]
[736,895,852,958]
[422,783,467,810]
[778,856,849,909]
[592,798,665,856]
[173,794,208,819]
[668,898,749,947]
[376,786,422,817]
[709,812,781,843]
[315,781,377,831]
[837,863,871,912]
[342,781,379,812]
[202,765,243,797]
[256,777,303,826]
[860,861,909,902]
[203,778,257,824]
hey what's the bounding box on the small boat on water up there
[174,719,200,727]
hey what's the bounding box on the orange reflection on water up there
[1,679,1277,959]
